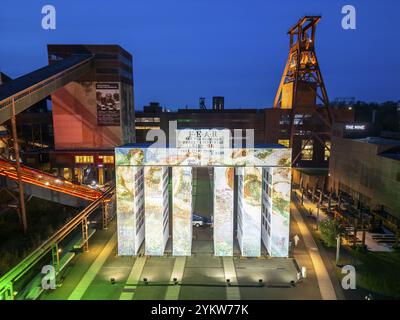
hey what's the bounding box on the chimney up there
[212,96,224,111]
[371,109,376,123]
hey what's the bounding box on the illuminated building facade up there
[47,45,135,185]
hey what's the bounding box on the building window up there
[135,117,156,123]
[136,126,160,130]
[177,118,197,123]
[279,114,291,125]
[63,168,71,180]
[99,155,114,164]
[278,139,290,148]
[301,139,313,161]
[324,141,331,161]
[294,114,311,125]
[75,155,94,164]
[96,68,119,74]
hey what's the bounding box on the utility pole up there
[11,97,27,234]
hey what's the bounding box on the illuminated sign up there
[237,167,262,257]
[115,147,291,167]
[172,167,193,256]
[269,168,291,257]
[176,129,231,149]
[144,167,169,255]
[115,129,292,258]
[345,124,365,130]
[213,167,234,256]
[116,166,144,255]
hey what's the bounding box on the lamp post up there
[336,235,341,266]
[328,188,332,214]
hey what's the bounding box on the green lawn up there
[300,200,400,299]
[349,248,400,298]
[0,196,79,277]
[312,225,400,299]
[192,169,213,217]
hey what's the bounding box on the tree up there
[319,219,346,247]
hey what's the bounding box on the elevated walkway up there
[0,54,93,124]
[0,186,115,300]
[0,158,102,206]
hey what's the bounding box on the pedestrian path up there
[68,232,117,300]
[294,189,329,222]
[222,257,241,300]
[119,256,147,300]
[164,257,186,300]
[291,202,337,300]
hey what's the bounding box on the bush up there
[319,219,346,248]
[354,244,367,253]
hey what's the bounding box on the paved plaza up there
[40,168,325,300]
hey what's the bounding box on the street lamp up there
[336,235,341,266]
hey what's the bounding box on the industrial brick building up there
[47,45,135,184]
[329,136,400,228]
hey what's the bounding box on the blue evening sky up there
[0,0,399,109]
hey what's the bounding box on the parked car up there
[192,213,212,227]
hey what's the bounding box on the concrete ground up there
[39,168,326,300]
[40,223,315,300]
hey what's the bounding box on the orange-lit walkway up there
[0,158,102,201]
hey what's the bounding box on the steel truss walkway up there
[0,54,94,124]
[0,53,95,232]
[0,158,102,201]
[0,185,115,300]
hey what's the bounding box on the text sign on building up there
[176,129,231,165]
[96,82,121,126]
[345,124,365,130]
[176,129,231,149]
